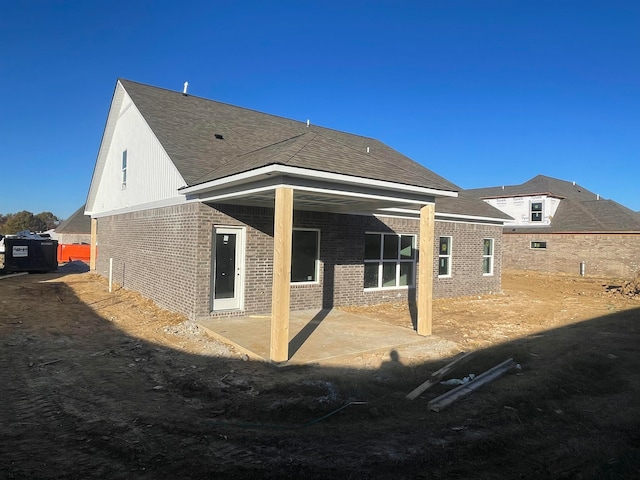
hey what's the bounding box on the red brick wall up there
[503,232,640,278]
[96,203,504,319]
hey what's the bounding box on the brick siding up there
[433,221,503,298]
[95,203,504,320]
[503,232,640,278]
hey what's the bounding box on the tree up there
[4,211,39,234]
[0,210,61,235]
[0,213,8,234]
[35,211,59,231]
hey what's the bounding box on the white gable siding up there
[90,90,187,215]
[485,195,560,226]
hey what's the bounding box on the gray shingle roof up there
[119,79,458,193]
[436,193,513,220]
[56,205,91,234]
[468,175,640,232]
[469,174,601,202]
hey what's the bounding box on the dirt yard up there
[1,266,639,479]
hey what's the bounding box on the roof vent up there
[215,133,224,140]
[596,194,600,200]
[572,181,576,186]
[366,146,370,154]
[183,81,189,95]
[306,119,310,127]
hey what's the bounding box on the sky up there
[1,0,638,220]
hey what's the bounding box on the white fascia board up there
[294,185,433,205]
[377,207,510,224]
[194,184,278,203]
[194,183,429,206]
[179,164,458,198]
[86,82,126,211]
[434,212,512,223]
[436,218,508,227]
[86,196,187,218]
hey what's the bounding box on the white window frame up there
[121,150,128,190]
[483,238,494,276]
[291,228,320,284]
[438,236,452,278]
[363,232,416,290]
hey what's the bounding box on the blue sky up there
[1,0,638,219]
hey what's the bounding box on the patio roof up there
[180,164,456,215]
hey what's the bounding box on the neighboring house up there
[468,175,640,278]
[85,79,508,361]
[50,205,92,263]
[51,204,91,244]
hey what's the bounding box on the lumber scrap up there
[406,351,473,400]
[428,358,517,412]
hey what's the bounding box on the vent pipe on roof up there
[306,119,310,127]
[597,194,600,200]
[367,146,370,154]
[572,181,576,186]
[183,81,189,95]
[502,185,505,190]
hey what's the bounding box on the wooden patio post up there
[90,218,97,271]
[270,187,293,362]
[417,203,435,336]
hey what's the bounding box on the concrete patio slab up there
[197,309,456,367]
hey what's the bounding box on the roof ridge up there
[118,78,459,191]
[279,133,319,165]
[308,130,460,190]
[191,133,312,183]
[237,132,313,159]
[119,78,317,131]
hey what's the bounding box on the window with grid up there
[483,238,494,275]
[438,236,452,277]
[364,233,415,289]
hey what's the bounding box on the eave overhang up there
[179,164,458,215]
[480,192,565,200]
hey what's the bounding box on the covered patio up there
[197,308,455,367]
[178,164,457,363]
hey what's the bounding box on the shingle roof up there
[119,79,458,193]
[56,205,91,234]
[468,175,640,232]
[436,193,513,220]
[470,174,600,202]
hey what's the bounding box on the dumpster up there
[57,243,91,263]
[0,236,58,274]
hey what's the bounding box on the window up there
[483,238,494,275]
[531,241,547,249]
[530,202,542,222]
[438,236,452,277]
[364,233,415,289]
[121,150,128,189]
[291,229,319,283]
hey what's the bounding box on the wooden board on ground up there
[406,351,474,400]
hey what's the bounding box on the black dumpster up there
[1,237,58,274]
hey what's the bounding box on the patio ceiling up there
[180,164,458,215]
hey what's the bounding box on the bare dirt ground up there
[1,266,639,479]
